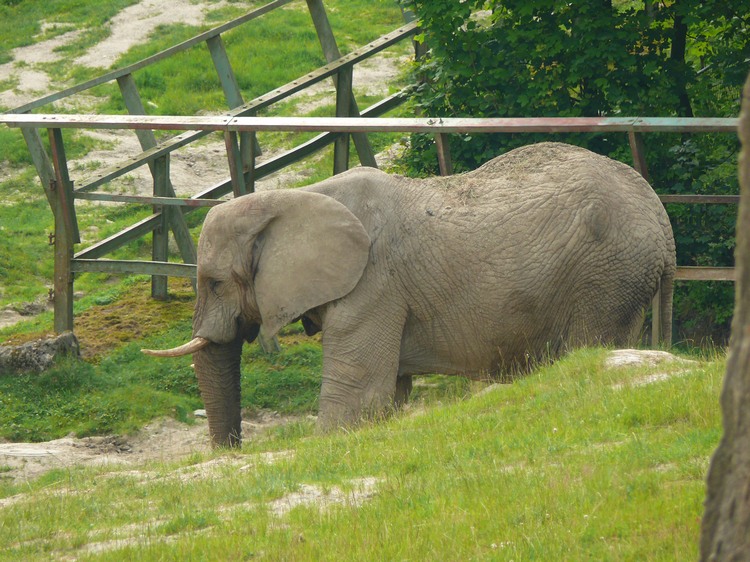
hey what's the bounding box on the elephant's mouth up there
[142,337,211,357]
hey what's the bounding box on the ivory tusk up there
[141,337,211,357]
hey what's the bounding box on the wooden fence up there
[0,113,739,347]
[3,0,417,333]
[0,0,739,346]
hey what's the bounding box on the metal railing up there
[0,113,739,345]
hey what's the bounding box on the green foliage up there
[403,0,749,342]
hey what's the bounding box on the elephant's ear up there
[251,190,370,337]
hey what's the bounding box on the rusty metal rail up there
[2,114,737,133]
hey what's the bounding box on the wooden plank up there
[675,266,735,282]
[20,127,56,209]
[207,35,244,109]
[75,215,161,260]
[118,74,160,151]
[241,129,257,193]
[47,128,76,333]
[7,0,295,114]
[74,192,223,207]
[224,131,247,196]
[47,128,80,244]
[72,259,197,278]
[628,131,650,183]
[435,133,453,176]
[151,156,170,299]
[333,65,352,174]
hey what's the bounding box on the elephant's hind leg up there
[394,375,413,407]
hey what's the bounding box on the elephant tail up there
[656,267,674,348]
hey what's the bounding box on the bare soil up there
[0,410,302,485]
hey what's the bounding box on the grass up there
[0,348,723,560]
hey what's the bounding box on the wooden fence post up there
[225,131,249,196]
[435,133,453,176]
[207,33,261,189]
[117,73,197,292]
[628,129,664,347]
[151,155,170,300]
[306,0,377,168]
[47,128,79,333]
[334,65,353,174]
[628,130,651,184]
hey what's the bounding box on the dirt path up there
[0,411,302,484]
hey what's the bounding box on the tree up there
[699,71,750,562]
[402,0,750,343]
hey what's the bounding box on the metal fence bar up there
[5,115,735,133]
[675,267,736,282]
[660,195,740,204]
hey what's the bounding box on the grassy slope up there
[0,348,723,560]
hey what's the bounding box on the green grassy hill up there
[0,348,722,560]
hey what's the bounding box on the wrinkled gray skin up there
[160,142,676,447]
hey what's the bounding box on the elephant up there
[144,142,676,448]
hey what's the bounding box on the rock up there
[193,409,207,418]
[604,349,694,369]
[0,332,80,375]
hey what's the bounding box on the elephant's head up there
[143,189,370,447]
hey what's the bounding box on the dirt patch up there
[268,477,382,517]
[73,0,230,70]
[0,411,303,486]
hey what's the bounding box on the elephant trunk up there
[193,337,244,448]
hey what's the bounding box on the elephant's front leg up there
[317,318,405,430]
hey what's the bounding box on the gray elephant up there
[144,142,676,447]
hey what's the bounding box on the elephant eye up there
[209,280,222,296]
